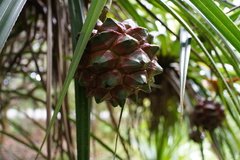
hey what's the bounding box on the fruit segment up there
[86,50,118,73]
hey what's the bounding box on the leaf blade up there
[0,0,27,52]
[189,0,240,52]
[153,0,240,118]
[179,27,192,117]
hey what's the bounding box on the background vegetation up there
[0,0,239,159]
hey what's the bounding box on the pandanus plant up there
[0,0,240,160]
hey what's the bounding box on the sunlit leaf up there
[188,0,240,52]
[179,27,192,118]
[0,0,26,52]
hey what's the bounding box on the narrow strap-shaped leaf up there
[154,0,240,116]
[179,27,192,118]
[221,128,238,160]
[35,0,107,159]
[68,0,85,46]
[210,132,225,159]
[183,0,240,64]
[117,0,148,28]
[188,0,240,52]
[0,0,27,52]
[172,0,240,78]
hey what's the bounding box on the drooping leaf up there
[179,27,192,118]
[189,0,240,52]
[154,0,240,117]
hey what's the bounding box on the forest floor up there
[0,124,46,160]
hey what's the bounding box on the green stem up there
[113,106,124,160]
[68,0,90,159]
[75,81,90,160]
[200,141,205,160]
[35,1,107,159]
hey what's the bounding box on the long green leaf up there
[68,0,85,47]
[117,0,148,28]
[172,0,240,78]
[188,0,240,52]
[183,0,240,65]
[153,0,240,116]
[179,27,192,118]
[0,0,26,52]
[35,0,107,159]
[172,1,240,113]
